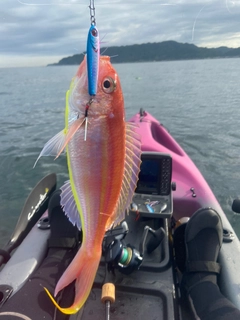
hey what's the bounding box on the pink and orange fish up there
[36,55,142,314]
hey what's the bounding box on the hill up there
[48,41,239,66]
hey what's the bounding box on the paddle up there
[0,173,57,268]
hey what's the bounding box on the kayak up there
[0,109,240,320]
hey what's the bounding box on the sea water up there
[0,58,240,247]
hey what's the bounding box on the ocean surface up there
[0,58,240,247]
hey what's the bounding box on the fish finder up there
[131,152,173,218]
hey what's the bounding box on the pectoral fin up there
[34,116,85,168]
[33,129,66,167]
[55,116,86,158]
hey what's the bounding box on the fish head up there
[69,56,124,119]
[95,55,124,118]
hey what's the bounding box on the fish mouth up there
[71,86,113,117]
[84,92,112,110]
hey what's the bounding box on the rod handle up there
[101,283,115,303]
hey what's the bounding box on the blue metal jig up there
[86,24,99,96]
[87,0,99,96]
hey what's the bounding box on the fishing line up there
[89,0,96,25]
[100,46,108,55]
[0,312,31,320]
[191,5,208,42]
[225,0,235,14]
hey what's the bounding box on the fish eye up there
[102,77,116,93]
[91,28,98,37]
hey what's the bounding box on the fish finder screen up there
[136,159,160,194]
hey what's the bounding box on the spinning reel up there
[102,221,165,275]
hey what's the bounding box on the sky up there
[1,0,240,68]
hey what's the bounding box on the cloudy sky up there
[1,0,240,68]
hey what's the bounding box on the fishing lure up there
[87,0,99,97]
[145,203,155,213]
[87,24,99,96]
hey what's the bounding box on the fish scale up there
[35,56,142,314]
[67,119,125,239]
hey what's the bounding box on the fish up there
[35,55,142,314]
[86,24,99,96]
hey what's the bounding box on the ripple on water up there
[1,60,240,246]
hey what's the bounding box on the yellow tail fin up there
[44,246,101,315]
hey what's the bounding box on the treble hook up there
[83,98,93,141]
[89,0,96,26]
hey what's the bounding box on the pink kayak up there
[0,109,240,320]
[128,109,240,310]
[129,109,224,220]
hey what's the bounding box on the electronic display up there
[135,153,172,195]
[136,159,160,194]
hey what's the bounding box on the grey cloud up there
[1,0,240,66]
